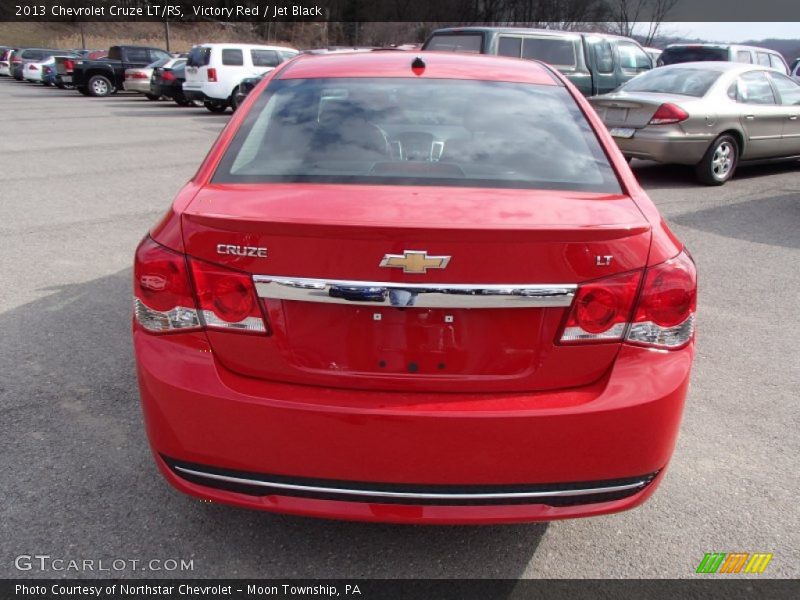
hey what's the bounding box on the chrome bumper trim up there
[253,276,576,309]
[174,465,649,501]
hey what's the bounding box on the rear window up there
[126,48,150,62]
[620,67,721,97]
[659,47,728,65]
[22,50,45,60]
[251,49,280,67]
[222,49,244,66]
[187,46,211,67]
[522,38,577,69]
[424,34,483,54]
[213,77,620,193]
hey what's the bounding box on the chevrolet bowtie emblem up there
[379,250,451,274]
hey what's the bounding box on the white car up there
[183,43,298,113]
[124,57,185,99]
[23,57,50,82]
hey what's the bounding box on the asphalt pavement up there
[0,77,798,579]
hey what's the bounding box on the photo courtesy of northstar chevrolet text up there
[1,0,798,593]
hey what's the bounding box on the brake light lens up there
[29,64,38,71]
[128,71,148,79]
[561,250,696,349]
[207,67,217,82]
[649,103,689,125]
[626,251,696,348]
[189,259,268,333]
[162,70,176,81]
[133,238,200,333]
[64,59,74,70]
[561,270,642,342]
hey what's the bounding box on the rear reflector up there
[133,238,200,333]
[561,250,696,349]
[649,103,689,125]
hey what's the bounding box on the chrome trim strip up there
[253,276,576,309]
[174,466,648,500]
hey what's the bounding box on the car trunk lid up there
[181,184,651,393]
[589,93,693,129]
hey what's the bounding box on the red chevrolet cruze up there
[133,51,696,524]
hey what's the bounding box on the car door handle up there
[744,115,755,120]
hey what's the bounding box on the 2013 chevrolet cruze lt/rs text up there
[133,52,697,524]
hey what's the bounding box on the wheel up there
[229,89,239,112]
[174,95,192,107]
[87,74,113,97]
[145,93,160,101]
[204,100,228,113]
[695,134,738,185]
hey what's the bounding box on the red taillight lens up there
[189,259,269,334]
[64,59,74,70]
[560,250,696,349]
[627,251,696,348]
[29,64,38,71]
[133,237,200,333]
[561,270,642,343]
[649,103,689,125]
[206,67,217,82]
[162,70,176,81]
[44,66,52,74]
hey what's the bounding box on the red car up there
[133,51,696,524]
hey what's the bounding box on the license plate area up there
[609,127,636,139]
[273,301,550,377]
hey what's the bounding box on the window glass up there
[187,46,211,67]
[736,71,777,104]
[126,48,150,63]
[251,49,280,67]
[769,54,787,73]
[618,42,651,71]
[736,50,752,63]
[213,78,621,193]
[756,52,771,67]
[622,67,720,97]
[222,49,244,66]
[592,39,614,74]
[521,38,577,69]
[423,34,483,53]
[150,50,170,62]
[660,46,727,64]
[769,72,800,105]
[497,36,522,58]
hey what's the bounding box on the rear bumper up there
[135,328,693,524]
[614,128,715,165]
[183,81,229,102]
[123,80,152,94]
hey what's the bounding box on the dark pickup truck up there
[73,45,170,96]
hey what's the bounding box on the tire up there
[204,100,228,113]
[145,93,160,101]
[229,89,239,112]
[174,95,192,107]
[695,134,738,185]
[87,74,113,97]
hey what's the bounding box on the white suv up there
[183,43,298,113]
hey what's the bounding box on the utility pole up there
[164,19,171,52]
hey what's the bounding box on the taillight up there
[188,259,269,333]
[29,64,38,71]
[64,59,74,70]
[162,70,176,81]
[44,66,52,74]
[560,270,642,343]
[206,67,217,82]
[560,250,696,349]
[649,103,689,125]
[626,251,696,348]
[134,237,270,335]
[133,237,201,333]
[128,71,148,79]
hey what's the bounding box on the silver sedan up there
[589,62,800,184]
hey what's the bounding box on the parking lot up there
[1,77,798,578]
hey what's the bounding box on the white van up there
[183,43,298,113]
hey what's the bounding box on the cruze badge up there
[216,244,268,258]
[379,250,451,274]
